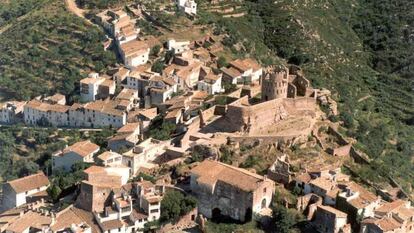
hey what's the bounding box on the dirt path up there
[65,0,94,25]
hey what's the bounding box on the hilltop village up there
[0,1,413,233]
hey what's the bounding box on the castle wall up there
[224,97,316,133]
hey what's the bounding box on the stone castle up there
[223,66,317,134]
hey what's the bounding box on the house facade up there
[190,160,274,222]
[1,172,49,212]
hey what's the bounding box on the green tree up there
[160,191,197,223]
[150,45,161,56]
[47,184,62,202]
[217,56,228,68]
[151,60,164,74]
[272,205,297,233]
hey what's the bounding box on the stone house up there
[52,140,100,171]
[108,122,142,151]
[0,101,26,124]
[1,172,49,212]
[80,73,116,102]
[312,205,350,233]
[261,66,316,101]
[190,160,274,222]
[119,40,150,68]
[267,154,294,185]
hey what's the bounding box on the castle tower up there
[261,66,289,101]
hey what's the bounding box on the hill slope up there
[0,0,115,101]
[198,0,413,191]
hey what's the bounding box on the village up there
[0,1,413,233]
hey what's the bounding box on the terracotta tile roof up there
[203,73,220,83]
[83,165,106,175]
[71,207,101,233]
[63,140,100,158]
[6,211,51,233]
[317,205,347,218]
[310,177,336,193]
[97,151,122,161]
[221,67,242,78]
[230,59,250,72]
[100,219,124,231]
[114,67,130,78]
[116,88,137,100]
[25,100,69,113]
[46,93,66,103]
[7,172,49,194]
[397,207,414,220]
[145,195,162,203]
[345,182,378,209]
[51,206,85,232]
[376,200,406,214]
[101,79,115,88]
[376,217,402,231]
[191,160,272,192]
[230,58,261,72]
[130,209,148,220]
[117,123,140,133]
[84,100,125,116]
[120,40,149,57]
[127,108,158,122]
[295,173,312,183]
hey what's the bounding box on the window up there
[263,187,267,193]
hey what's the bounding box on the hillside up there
[197,0,413,192]
[256,0,414,191]
[0,0,115,101]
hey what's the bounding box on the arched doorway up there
[212,208,221,222]
[244,207,252,222]
[261,198,267,209]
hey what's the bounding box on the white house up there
[197,73,223,95]
[108,122,141,151]
[147,76,178,105]
[119,40,150,68]
[80,73,116,102]
[222,58,262,85]
[97,151,124,167]
[122,138,169,176]
[177,0,197,15]
[68,99,127,128]
[24,99,70,126]
[1,172,49,212]
[53,140,100,171]
[167,39,190,54]
[0,101,26,124]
